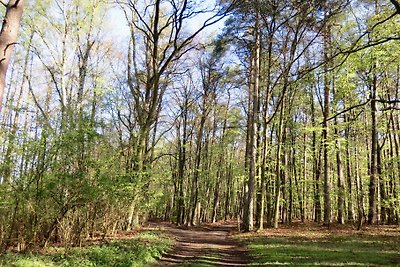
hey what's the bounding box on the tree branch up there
[321,99,370,124]
[390,0,400,14]
[375,98,400,104]
[381,106,400,111]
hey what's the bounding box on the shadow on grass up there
[247,234,400,266]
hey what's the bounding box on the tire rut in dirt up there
[151,223,251,266]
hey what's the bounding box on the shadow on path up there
[150,222,251,266]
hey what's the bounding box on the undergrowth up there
[0,231,171,267]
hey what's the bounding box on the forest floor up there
[238,222,400,266]
[1,222,399,266]
[149,221,400,267]
[149,221,251,266]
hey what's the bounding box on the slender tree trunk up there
[311,90,322,223]
[301,131,307,222]
[322,14,331,226]
[334,116,345,224]
[266,126,275,225]
[389,113,400,223]
[345,115,354,223]
[212,97,230,223]
[378,141,387,223]
[189,89,208,226]
[243,12,260,232]
[355,145,365,230]
[273,97,285,229]
[281,128,288,224]
[368,66,378,225]
[176,100,188,225]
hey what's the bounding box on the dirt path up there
[150,222,251,266]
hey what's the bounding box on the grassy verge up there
[0,231,171,267]
[240,225,400,266]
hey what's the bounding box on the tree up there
[0,0,25,110]
[322,0,332,226]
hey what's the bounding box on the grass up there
[240,225,400,266]
[0,231,171,267]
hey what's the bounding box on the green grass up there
[245,234,400,266]
[0,231,171,267]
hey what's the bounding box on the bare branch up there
[321,99,370,124]
[381,106,400,111]
[375,98,400,104]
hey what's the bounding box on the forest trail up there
[150,222,251,266]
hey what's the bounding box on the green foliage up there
[0,232,171,267]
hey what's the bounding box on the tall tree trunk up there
[273,97,285,229]
[1,33,31,183]
[243,12,260,232]
[189,88,209,226]
[224,161,233,221]
[301,131,307,222]
[368,66,378,225]
[0,0,25,110]
[355,145,365,230]
[322,13,331,226]
[345,115,354,223]
[389,112,400,223]
[281,128,288,224]
[378,141,387,223]
[311,89,322,223]
[334,116,345,224]
[176,98,188,225]
[212,97,230,223]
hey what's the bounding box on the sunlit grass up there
[0,231,171,267]
[245,233,400,266]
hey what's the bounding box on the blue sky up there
[105,1,226,43]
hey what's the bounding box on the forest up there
[0,0,400,265]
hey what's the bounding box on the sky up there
[104,1,227,44]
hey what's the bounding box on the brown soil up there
[236,221,400,239]
[149,221,251,266]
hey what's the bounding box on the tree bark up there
[368,66,378,225]
[243,12,260,232]
[334,117,345,224]
[0,0,25,110]
[273,98,285,229]
[345,114,354,223]
[322,7,331,226]
[311,89,322,223]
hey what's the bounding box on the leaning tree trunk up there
[0,0,25,110]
